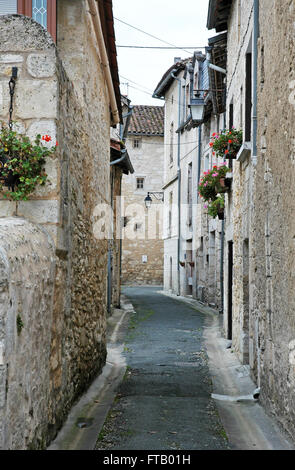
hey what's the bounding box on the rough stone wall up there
[225,1,254,360]
[48,1,110,442]
[0,8,110,448]
[0,15,58,227]
[0,218,55,450]
[253,0,295,440]
[225,0,295,441]
[110,165,123,309]
[122,135,164,285]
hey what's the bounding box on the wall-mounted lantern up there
[144,191,164,209]
[188,97,205,122]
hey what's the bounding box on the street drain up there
[76,418,94,429]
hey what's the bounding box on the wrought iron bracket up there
[8,67,18,129]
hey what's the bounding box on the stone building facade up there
[109,96,134,311]
[153,49,226,307]
[121,105,164,286]
[207,0,295,441]
[0,0,123,449]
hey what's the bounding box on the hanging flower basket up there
[210,128,243,160]
[209,196,225,220]
[215,176,229,194]
[179,261,185,267]
[0,124,57,201]
[199,164,230,218]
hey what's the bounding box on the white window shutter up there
[0,0,17,15]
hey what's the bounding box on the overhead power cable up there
[119,74,188,107]
[117,45,206,50]
[122,83,187,108]
[114,17,194,54]
[119,75,154,93]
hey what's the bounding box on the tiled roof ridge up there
[128,105,164,136]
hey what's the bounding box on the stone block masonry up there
[122,130,164,286]
[0,218,55,449]
[0,10,111,449]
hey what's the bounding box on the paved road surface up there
[95,286,229,451]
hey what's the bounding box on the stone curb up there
[47,298,133,450]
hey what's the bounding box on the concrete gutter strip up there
[48,298,133,451]
[160,291,295,451]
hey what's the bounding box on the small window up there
[136,178,144,190]
[133,139,141,149]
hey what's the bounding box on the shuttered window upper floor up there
[0,0,56,41]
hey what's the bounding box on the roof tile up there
[128,105,164,136]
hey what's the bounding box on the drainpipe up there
[171,72,182,296]
[110,149,127,166]
[87,0,120,126]
[153,68,178,99]
[252,0,259,166]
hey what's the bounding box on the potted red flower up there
[210,128,243,160]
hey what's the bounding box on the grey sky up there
[113,0,212,107]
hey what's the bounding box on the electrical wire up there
[114,16,194,55]
[128,138,200,146]
[122,82,188,108]
[119,75,154,93]
[117,45,206,50]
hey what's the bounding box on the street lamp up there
[144,191,164,209]
[188,97,205,122]
[144,193,153,209]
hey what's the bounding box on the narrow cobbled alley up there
[95,287,229,451]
